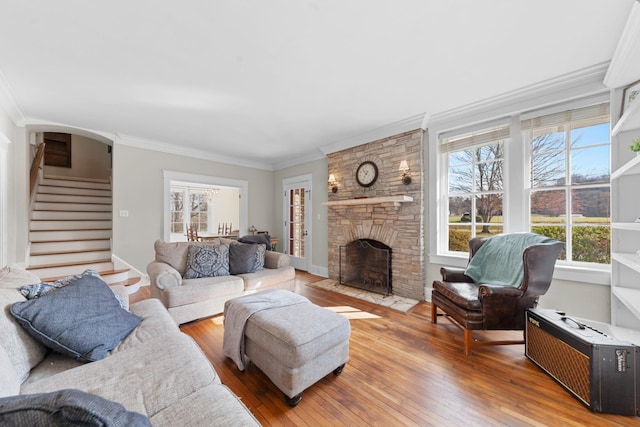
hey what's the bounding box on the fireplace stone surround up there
[325,129,425,301]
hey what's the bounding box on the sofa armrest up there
[264,251,291,269]
[147,261,182,290]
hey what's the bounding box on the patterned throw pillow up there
[19,269,127,309]
[19,269,101,299]
[254,244,266,272]
[183,244,230,279]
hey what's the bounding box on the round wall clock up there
[356,161,379,187]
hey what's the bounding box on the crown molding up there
[319,113,426,156]
[428,62,610,130]
[0,69,25,124]
[115,133,274,171]
[21,119,115,144]
[271,150,327,171]
[0,130,11,148]
[603,0,640,88]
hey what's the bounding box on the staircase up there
[27,176,140,292]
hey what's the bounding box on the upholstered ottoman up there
[223,289,350,406]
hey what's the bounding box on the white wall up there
[0,105,29,266]
[43,134,111,181]
[111,143,276,273]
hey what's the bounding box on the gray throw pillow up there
[229,242,259,275]
[238,234,271,250]
[183,244,230,279]
[0,389,151,426]
[10,275,142,362]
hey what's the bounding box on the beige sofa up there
[147,239,296,324]
[0,265,260,426]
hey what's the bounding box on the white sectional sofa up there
[0,265,260,426]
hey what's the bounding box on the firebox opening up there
[339,238,391,296]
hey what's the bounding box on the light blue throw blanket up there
[223,289,310,371]
[464,233,555,287]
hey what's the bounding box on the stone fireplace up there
[340,238,392,296]
[325,129,425,301]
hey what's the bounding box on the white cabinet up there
[606,1,640,343]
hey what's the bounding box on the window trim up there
[427,65,611,286]
[162,170,248,242]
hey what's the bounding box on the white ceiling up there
[0,0,635,169]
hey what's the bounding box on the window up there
[441,124,508,252]
[163,171,248,242]
[438,98,610,266]
[168,182,239,241]
[524,102,610,264]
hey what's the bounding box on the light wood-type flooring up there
[130,272,638,426]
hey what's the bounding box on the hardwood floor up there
[131,272,638,426]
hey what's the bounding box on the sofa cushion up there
[239,266,296,292]
[0,289,47,383]
[20,334,220,419]
[0,344,20,397]
[160,276,244,308]
[112,299,179,353]
[0,265,42,290]
[150,384,260,427]
[184,244,230,279]
[229,242,260,275]
[0,389,151,426]
[10,275,142,362]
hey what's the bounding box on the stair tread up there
[109,277,142,288]
[40,269,132,282]
[30,249,111,256]
[27,259,113,270]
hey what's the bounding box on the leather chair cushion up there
[432,281,482,311]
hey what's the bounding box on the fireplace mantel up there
[323,195,413,207]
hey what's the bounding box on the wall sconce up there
[328,174,338,193]
[399,160,411,185]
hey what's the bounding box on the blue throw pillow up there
[184,244,230,279]
[0,389,151,426]
[10,275,142,362]
[18,269,127,309]
[19,269,101,298]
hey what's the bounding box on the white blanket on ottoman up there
[223,289,309,370]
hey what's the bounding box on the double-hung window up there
[523,102,610,264]
[441,124,508,252]
[438,99,610,266]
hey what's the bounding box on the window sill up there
[429,254,611,286]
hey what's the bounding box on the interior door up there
[283,175,311,271]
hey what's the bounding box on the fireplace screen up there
[339,239,391,296]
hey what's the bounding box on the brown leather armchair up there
[431,236,563,355]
